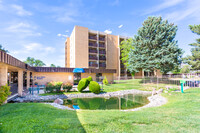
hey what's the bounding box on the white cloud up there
[104,29,112,34]
[163,0,200,22]
[144,0,185,15]
[118,24,123,28]
[65,30,69,32]
[57,33,62,37]
[13,43,55,55]
[11,4,32,16]
[5,22,42,36]
[57,33,68,38]
[49,0,82,23]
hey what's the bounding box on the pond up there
[63,94,150,110]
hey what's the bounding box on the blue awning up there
[73,68,85,73]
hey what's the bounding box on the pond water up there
[64,94,150,110]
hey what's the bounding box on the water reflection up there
[64,94,149,110]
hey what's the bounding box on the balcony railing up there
[89,43,97,47]
[99,37,105,41]
[99,56,106,60]
[89,49,97,53]
[89,56,98,60]
[99,50,106,54]
[89,63,98,67]
[99,44,105,48]
[99,64,106,67]
[89,36,97,40]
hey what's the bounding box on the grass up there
[41,79,179,96]
[103,79,179,92]
[77,88,200,132]
[0,103,85,133]
[1,88,200,132]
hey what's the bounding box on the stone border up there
[12,89,167,112]
[122,94,167,111]
[13,89,151,103]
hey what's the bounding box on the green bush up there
[77,78,89,92]
[0,84,11,105]
[45,82,54,93]
[87,76,93,83]
[103,76,109,85]
[89,81,101,94]
[55,82,63,92]
[45,81,63,93]
[63,83,73,92]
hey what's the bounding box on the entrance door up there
[74,73,81,85]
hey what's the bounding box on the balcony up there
[89,63,98,67]
[99,64,106,68]
[89,49,97,54]
[99,43,105,48]
[89,35,97,40]
[89,43,97,47]
[99,56,106,61]
[99,50,106,54]
[99,37,105,41]
[89,56,98,60]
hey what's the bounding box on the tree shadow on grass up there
[0,103,86,133]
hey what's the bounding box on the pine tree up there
[184,24,200,71]
[127,16,183,74]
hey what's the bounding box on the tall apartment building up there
[65,25,137,79]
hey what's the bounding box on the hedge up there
[89,81,101,94]
[77,78,89,92]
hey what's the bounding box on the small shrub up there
[77,78,89,92]
[54,81,63,92]
[87,76,93,83]
[103,76,109,85]
[45,82,54,93]
[63,83,73,92]
[0,84,11,105]
[89,81,100,94]
[45,81,63,93]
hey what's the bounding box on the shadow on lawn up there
[0,103,86,132]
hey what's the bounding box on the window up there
[96,73,102,82]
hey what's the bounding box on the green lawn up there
[1,88,200,132]
[103,79,179,92]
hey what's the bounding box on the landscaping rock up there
[157,89,163,94]
[152,88,157,96]
[54,98,63,105]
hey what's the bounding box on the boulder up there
[157,89,163,94]
[54,98,63,105]
[152,88,157,96]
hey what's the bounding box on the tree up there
[50,64,56,67]
[127,16,183,74]
[0,44,9,53]
[180,65,190,73]
[120,38,134,67]
[34,59,46,67]
[24,57,46,67]
[184,24,200,71]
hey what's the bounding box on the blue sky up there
[0,0,199,67]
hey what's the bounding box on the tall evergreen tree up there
[184,24,200,71]
[127,16,183,74]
